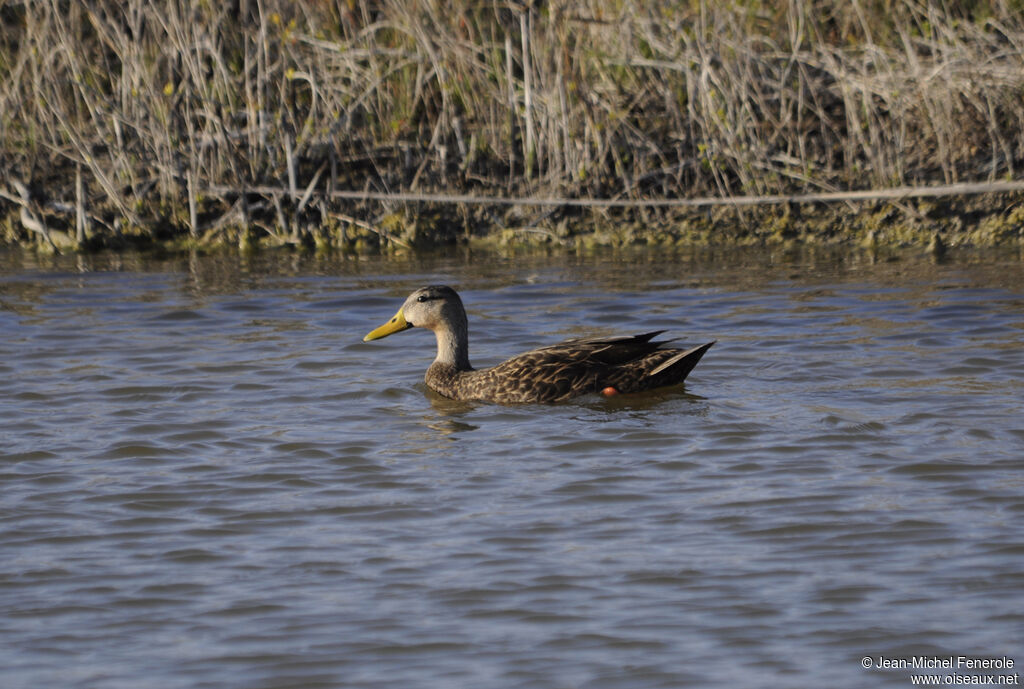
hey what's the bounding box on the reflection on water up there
[1,246,1022,689]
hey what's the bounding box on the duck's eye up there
[417,295,430,302]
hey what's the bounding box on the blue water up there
[1,247,1022,688]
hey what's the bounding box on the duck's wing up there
[526,331,670,365]
[605,341,715,393]
[462,332,705,403]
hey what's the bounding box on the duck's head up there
[363,285,466,341]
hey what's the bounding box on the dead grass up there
[1,0,1023,246]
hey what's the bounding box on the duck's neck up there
[433,323,472,371]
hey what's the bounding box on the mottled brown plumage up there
[363,285,714,403]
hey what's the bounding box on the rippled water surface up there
[2,247,1023,689]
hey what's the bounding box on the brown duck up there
[363,285,714,404]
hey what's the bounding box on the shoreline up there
[3,2,1024,257]
[3,189,1022,255]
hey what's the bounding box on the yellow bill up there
[363,308,411,341]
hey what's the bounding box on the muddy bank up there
[2,186,1022,256]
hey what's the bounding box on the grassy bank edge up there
[4,0,1024,258]
[2,190,1022,256]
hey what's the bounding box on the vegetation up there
[2,0,1024,252]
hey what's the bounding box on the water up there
[2,247,1022,689]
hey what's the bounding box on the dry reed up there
[1,0,1023,245]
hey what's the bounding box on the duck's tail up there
[647,341,716,384]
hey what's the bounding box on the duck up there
[363,285,714,404]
